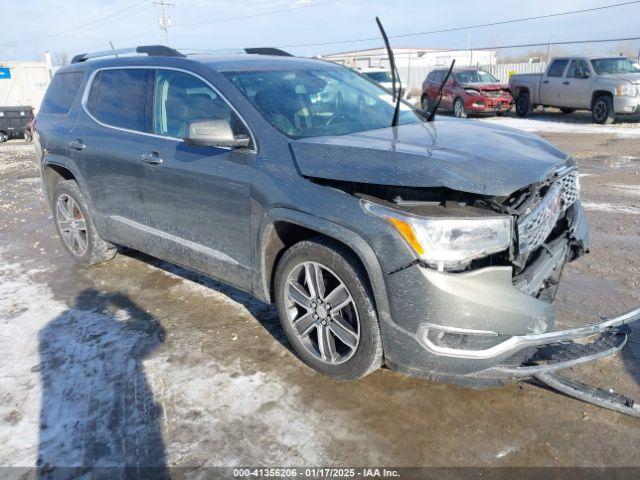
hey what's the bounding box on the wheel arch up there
[42,162,77,205]
[591,90,613,108]
[257,208,392,326]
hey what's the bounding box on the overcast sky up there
[2,0,640,62]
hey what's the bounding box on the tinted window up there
[87,69,150,132]
[547,60,569,77]
[153,69,248,139]
[40,72,84,114]
[567,59,590,78]
[432,70,445,83]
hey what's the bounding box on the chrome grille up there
[559,168,579,210]
[483,89,510,98]
[518,183,563,255]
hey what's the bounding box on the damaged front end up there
[321,164,640,416]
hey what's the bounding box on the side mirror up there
[185,120,251,149]
[577,68,590,79]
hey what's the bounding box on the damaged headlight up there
[362,200,512,271]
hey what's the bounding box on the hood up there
[290,119,571,197]
[603,73,640,83]
[461,83,510,91]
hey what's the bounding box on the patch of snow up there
[582,202,640,215]
[477,116,640,137]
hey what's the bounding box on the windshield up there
[591,58,640,75]
[363,71,393,83]
[223,68,422,139]
[453,70,499,84]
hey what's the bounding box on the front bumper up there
[466,96,513,113]
[381,200,639,386]
[613,95,640,114]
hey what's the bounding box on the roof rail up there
[71,45,186,64]
[244,47,293,57]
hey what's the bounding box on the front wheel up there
[453,97,467,118]
[421,96,430,111]
[274,238,383,380]
[592,95,615,125]
[515,92,533,117]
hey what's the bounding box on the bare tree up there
[52,52,70,66]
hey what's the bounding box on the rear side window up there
[87,69,150,132]
[40,72,84,114]
[547,60,569,77]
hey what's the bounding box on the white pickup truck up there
[509,56,640,124]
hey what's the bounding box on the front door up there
[140,68,254,290]
[563,59,594,109]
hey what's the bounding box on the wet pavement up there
[0,130,639,471]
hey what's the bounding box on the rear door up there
[139,68,254,290]
[69,67,154,239]
[540,59,569,106]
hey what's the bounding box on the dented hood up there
[290,118,571,196]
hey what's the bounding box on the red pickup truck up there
[421,67,512,118]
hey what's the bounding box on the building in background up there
[0,53,54,111]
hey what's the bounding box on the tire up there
[515,91,533,117]
[274,237,383,380]
[0,131,7,143]
[560,107,576,114]
[52,180,117,265]
[453,97,467,118]
[421,96,430,111]
[592,95,615,125]
[23,130,33,142]
[496,111,505,117]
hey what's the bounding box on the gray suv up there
[34,46,639,387]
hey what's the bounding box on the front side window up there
[224,67,422,139]
[547,60,569,77]
[153,69,248,139]
[87,69,150,132]
[591,58,640,75]
[41,72,84,114]
[567,59,590,78]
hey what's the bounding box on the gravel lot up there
[0,114,639,473]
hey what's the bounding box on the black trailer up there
[0,106,34,142]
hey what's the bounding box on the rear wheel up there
[560,107,576,114]
[421,96,430,111]
[23,129,33,142]
[592,95,615,125]
[515,91,533,117]
[274,238,383,380]
[453,97,467,118]
[52,180,117,265]
[0,131,8,142]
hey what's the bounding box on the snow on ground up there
[582,202,640,215]
[477,114,640,137]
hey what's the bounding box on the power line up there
[172,0,343,28]
[276,0,640,49]
[2,2,151,46]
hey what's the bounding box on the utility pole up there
[153,0,174,45]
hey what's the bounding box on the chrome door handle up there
[140,151,163,165]
[542,80,550,84]
[563,81,570,85]
[67,140,86,150]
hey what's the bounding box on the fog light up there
[419,324,505,352]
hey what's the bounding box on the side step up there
[535,372,640,418]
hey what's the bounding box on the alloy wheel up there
[593,100,606,123]
[284,261,360,365]
[454,99,464,117]
[56,193,88,257]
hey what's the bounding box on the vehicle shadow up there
[120,248,292,353]
[36,289,169,480]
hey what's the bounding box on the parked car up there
[0,105,34,142]
[421,67,512,117]
[33,45,639,390]
[358,67,410,98]
[509,56,640,124]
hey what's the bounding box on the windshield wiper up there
[375,17,402,128]
[426,59,455,122]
